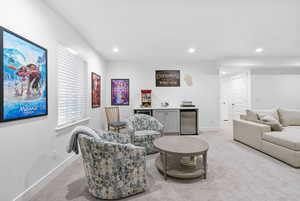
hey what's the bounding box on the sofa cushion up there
[262,128,300,151]
[256,109,280,121]
[278,108,300,127]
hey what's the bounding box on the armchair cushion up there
[133,130,161,154]
[127,114,163,154]
[110,121,127,127]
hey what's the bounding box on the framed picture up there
[156,70,180,87]
[91,72,101,108]
[0,26,48,122]
[111,79,129,105]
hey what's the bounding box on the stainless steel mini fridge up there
[180,109,198,135]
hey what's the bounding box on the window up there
[57,45,87,127]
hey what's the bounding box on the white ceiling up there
[44,0,300,62]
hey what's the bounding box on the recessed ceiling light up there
[112,47,119,53]
[255,48,264,53]
[66,48,78,55]
[188,48,196,54]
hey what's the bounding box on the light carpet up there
[31,124,300,201]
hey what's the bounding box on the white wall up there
[252,74,300,109]
[0,0,107,200]
[106,61,220,129]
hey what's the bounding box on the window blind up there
[57,45,87,127]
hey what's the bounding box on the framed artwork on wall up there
[0,26,48,122]
[155,70,180,87]
[91,72,101,108]
[111,79,129,105]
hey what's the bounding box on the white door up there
[231,72,251,120]
[220,77,231,121]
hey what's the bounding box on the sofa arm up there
[233,119,271,150]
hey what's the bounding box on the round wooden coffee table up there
[153,136,209,180]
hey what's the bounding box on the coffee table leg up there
[203,152,207,179]
[164,152,167,180]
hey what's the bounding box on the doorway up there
[220,70,251,122]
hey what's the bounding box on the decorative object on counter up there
[184,74,193,86]
[155,70,180,87]
[127,114,164,155]
[105,107,127,132]
[91,72,101,108]
[0,26,48,122]
[180,101,195,107]
[77,128,146,199]
[111,79,129,105]
[161,101,169,107]
[141,89,152,107]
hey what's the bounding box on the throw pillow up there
[246,109,259,121]
[260,115,283,131]
[256,109,280,121]
[278,108,300,127]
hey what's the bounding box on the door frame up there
[219,69,252,122]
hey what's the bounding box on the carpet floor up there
[31,124,300,201]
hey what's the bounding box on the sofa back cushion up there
[278,108,300,126]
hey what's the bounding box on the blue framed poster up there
[0,26,48,122]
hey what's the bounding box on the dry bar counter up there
[134,107,199,135]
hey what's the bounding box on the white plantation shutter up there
[57,45,87,127]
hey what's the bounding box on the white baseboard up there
[12,154,79,201]
[198,127,220,132]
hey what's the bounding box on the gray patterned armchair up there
[78,131,146,200]
[127,114,164,155]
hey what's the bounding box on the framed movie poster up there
[156,70,180,87]
[0,26,48,122]
[111,79,129,105]
[91,72,101,108]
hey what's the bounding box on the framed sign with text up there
[155,70,180,87]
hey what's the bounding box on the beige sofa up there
[233,108,300,167]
